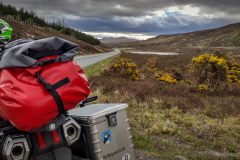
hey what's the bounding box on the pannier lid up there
[68,103,128,120]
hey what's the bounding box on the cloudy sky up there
[3,0,240,40]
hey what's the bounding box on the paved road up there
[74,49,120,69]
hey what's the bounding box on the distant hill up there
[100,37,138,44]
[137,22,240,47]
[110,22,240,54]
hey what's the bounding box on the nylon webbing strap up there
[50,90,66,114]
[35,72,71,114]
[53,78,71,90]
[34,56,70,67]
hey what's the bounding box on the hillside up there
[142,22,240,47]
[0,2,100,45]
[2,18,112,54]
[100,37,138,44]
[111,22,240,54]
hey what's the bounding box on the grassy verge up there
[89,87,240,160]
[94,47,104,53]
[83,53,120,78]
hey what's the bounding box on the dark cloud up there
[66,14,237,36]
[162,15,181,25]
[3,0,240,18]
[2,0,240,39]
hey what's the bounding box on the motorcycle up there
[0,97,135,160]
[0,40,136,160]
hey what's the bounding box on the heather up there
[86,51,240,159]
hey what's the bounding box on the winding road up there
[74,49,120,69]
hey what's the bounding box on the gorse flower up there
[192,53,228,71]
[197,84,209,91]
[146,57,159,72]
[155,72,177,84]
[228,63,240,83]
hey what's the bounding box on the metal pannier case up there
[68,103,135,160]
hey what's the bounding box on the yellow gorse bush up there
[171,68,183,81]
[192,53,229,71]
[214,50,230,62]
[155,71,177,84]
[197,84,209,92]
[146,57,159,72]
[191,51,230,90]
[228,63,240,83]
[114,58,141,81]
[191,50,240,91]
[145,57,179,84]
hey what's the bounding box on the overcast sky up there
[3,0,240,40]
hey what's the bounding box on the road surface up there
[74,49,120,69]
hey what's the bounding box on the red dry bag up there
[0,37,90,131]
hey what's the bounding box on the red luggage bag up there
[0,37,90,131]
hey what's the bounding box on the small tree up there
[7,15,14,19]
[60,28,66,34]
[26,18,33,23]
[13,13,21,20]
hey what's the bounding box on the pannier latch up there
[106,113,117,127]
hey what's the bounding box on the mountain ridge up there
[109,22,240,54]
[100,37,138,44]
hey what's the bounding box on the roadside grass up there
[83,53,120,78]
[129,107,240,159]
[88,51,240,159]
[94,47,104,53]
[89,86,240,159]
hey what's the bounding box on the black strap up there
[33,56,70,67]
[37,58,57,66]
[53,78,71,90]
[35,72,70,114]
